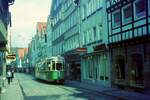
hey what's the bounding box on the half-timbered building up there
[106,0,150,91]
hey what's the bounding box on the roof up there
[17,48,28,59]
[36,22,46,34]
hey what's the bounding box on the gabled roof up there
[17,48,28,59]
[36,22,46,33]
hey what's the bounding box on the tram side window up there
[47,62,51,71]
[40,67,45,71]
[56,63,62,70]
[52,61,55,70]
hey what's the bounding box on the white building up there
[80,0,111,87]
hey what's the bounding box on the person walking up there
[7,70,12,85]
[11,69,14,82]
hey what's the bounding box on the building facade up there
[0,0,14,93]
[28,22,47,72]
[106,0,150,91]
[80,0,111,87]
[36,22,47,63]
[50,0,81,80]
[46,15,53,58]
[50,0,63,56]
[62,0,81,80]
[49,0,111,86]
[28,36,36,69]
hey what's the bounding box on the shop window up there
[115,56,125,79]
[105,76,109,80]
[130,54,144,85]
[134,0,146,19]
[123,4,132,24]
[113,10,121,28]
[100,76,104,80]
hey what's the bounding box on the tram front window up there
[56,63,62,70]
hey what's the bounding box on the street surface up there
[16,73,116,100]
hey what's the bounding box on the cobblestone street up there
[15,73,115,100]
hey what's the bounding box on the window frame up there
[134,0,146,20]
[113,10,121,28]
[148,0,150,16]
[122,4,132,25]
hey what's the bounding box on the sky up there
[10,0,52,48]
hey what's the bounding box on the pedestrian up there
[7,70,12,85]
[11,69,14,82]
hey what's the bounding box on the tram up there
[35,56,65,83]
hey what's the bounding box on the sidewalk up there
[65,80,150,100]
[0,76,24,100]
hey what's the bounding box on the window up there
[84,32,86,45]
[115,56,125,79]
[98,24,102,40]
[0,62,2,76]
[44,34,47,43]
[96,0,100,9]
[98,0,103,8]
[87,1,91,16]
[84,5,87,19]
[52,61,55,70]
[88,30,92,43]
[113,11,121,27]
[149,0,150,15]
[134,0,146,19]
[93,27,97,40]
[93,0,96,12]
[123,5,132,24]
[82,6,85,19]
[0,52,3,75]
